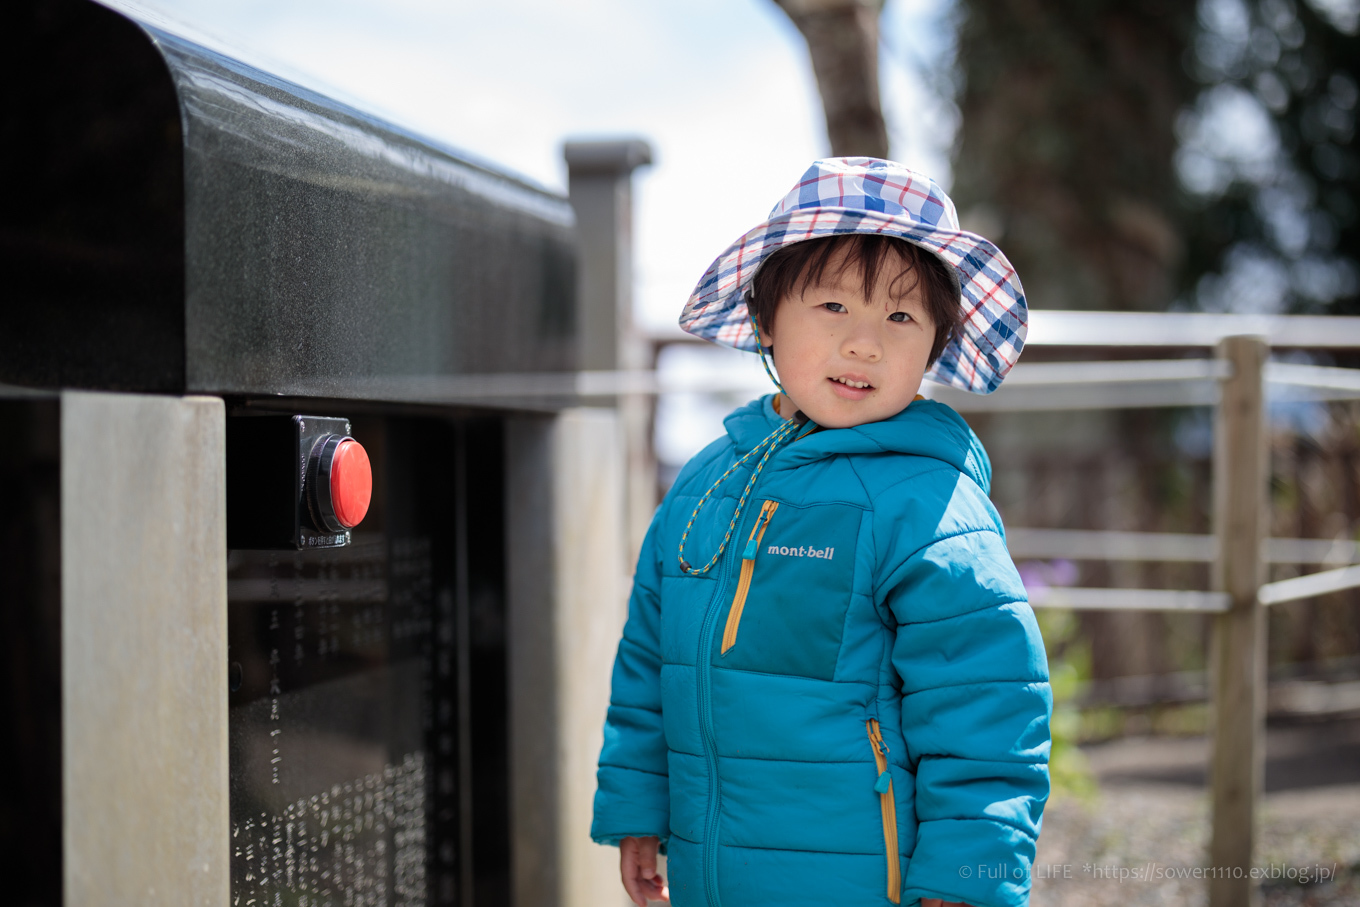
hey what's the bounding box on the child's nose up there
[841,326,883,361]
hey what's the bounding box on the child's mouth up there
[829,376,874,398]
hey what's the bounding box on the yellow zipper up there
[720,500,779,654]
[867,719,901,904]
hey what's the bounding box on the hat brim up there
[679,207,1028,395]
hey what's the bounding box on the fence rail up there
[1027,586,1231,612]
[1007,527,1360,565]
[647,313,1360,907]
[1257,564,1360,606]
[1010,527,1360,610]
[647,309,1360,349]
[375,354,1360,407]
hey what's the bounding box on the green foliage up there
[1182,0,1360,315]
[1035,608,1098,801]
[951,0,1359,314]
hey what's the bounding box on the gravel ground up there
[1031,720,1360,906]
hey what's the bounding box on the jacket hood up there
[723,394,993,493]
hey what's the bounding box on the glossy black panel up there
[227,415,509,905]
[156,30,578,397]
[0,0,184,391]
[461,422,511,906]
[1,0,577,400]
[0,395,62,906]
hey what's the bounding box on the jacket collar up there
[722,394,993,494]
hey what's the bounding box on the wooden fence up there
[936,323,1360,907]
[644,311,1360,907]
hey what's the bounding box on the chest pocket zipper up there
[867,719,902,904]
[720,500,779,654]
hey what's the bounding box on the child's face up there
[757,245,937,429]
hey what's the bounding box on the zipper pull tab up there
[874,771,892,794]
[741,501,774,561]
[867,718,889,754]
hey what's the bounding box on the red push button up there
[306,433,372,534]
[329,439,371,529]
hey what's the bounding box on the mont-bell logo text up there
[767,544,834,560]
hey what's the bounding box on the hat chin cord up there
[674,302,816,577]
[749,301,789,399]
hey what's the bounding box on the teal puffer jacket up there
[592,395,1051,907]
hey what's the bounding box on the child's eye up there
[888,311,912,323]
[822,302,847,313]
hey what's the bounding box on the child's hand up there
[619,836,669,905]
[921,899,974,907]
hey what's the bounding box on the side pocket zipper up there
[720,499,778,654]
[867,718,902,904]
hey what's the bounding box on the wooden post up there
[1209,336,1269,907]
[563,139,657,564]
[505,410,627,907]
[61,392,229,907]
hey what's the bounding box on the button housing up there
[226,414,362,549]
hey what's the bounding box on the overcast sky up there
[112,0,955,332]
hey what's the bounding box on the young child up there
[592,158,1050,907]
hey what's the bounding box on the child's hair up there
[748,234,961,366]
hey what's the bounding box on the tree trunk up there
[951,0,1196,312]
[773,0,889,159]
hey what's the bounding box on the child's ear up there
[753,312,773,348]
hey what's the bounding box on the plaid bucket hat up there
[679,157,1027,394]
